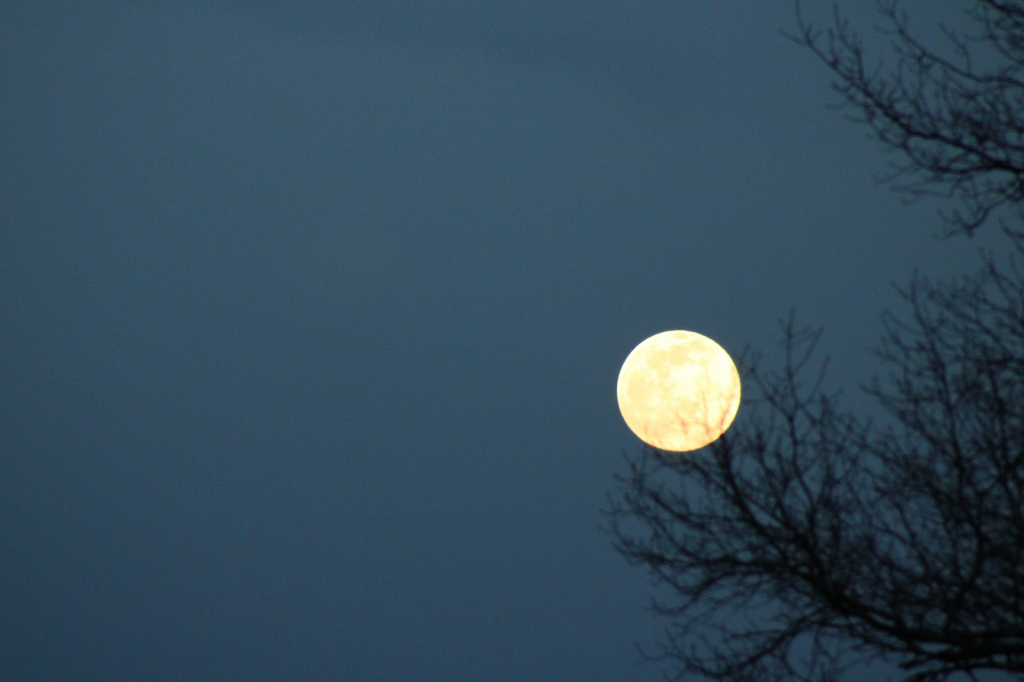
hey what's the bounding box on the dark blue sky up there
[0,1,1011,680]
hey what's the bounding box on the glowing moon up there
[617,330,741,451]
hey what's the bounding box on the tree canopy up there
[608,243,1024,681]
[607,3,1024,681]
[792,0,1024,236]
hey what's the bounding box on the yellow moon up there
[617,330,741,451]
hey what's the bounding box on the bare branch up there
[606,237,1024,681]
[788,0,1024,236]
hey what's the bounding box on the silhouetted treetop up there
[607,237,1024,682]
[793,0,1024,236]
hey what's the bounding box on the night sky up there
[1,2,1013,680]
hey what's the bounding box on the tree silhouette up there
[607,241,1024,682]
[791,0,1024,236]
[607,5,1024,679]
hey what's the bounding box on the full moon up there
[617,330,741,452]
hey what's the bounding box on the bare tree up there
[791,0,1024,235]
[606,239,1024,682]
[607,5,1024,678]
